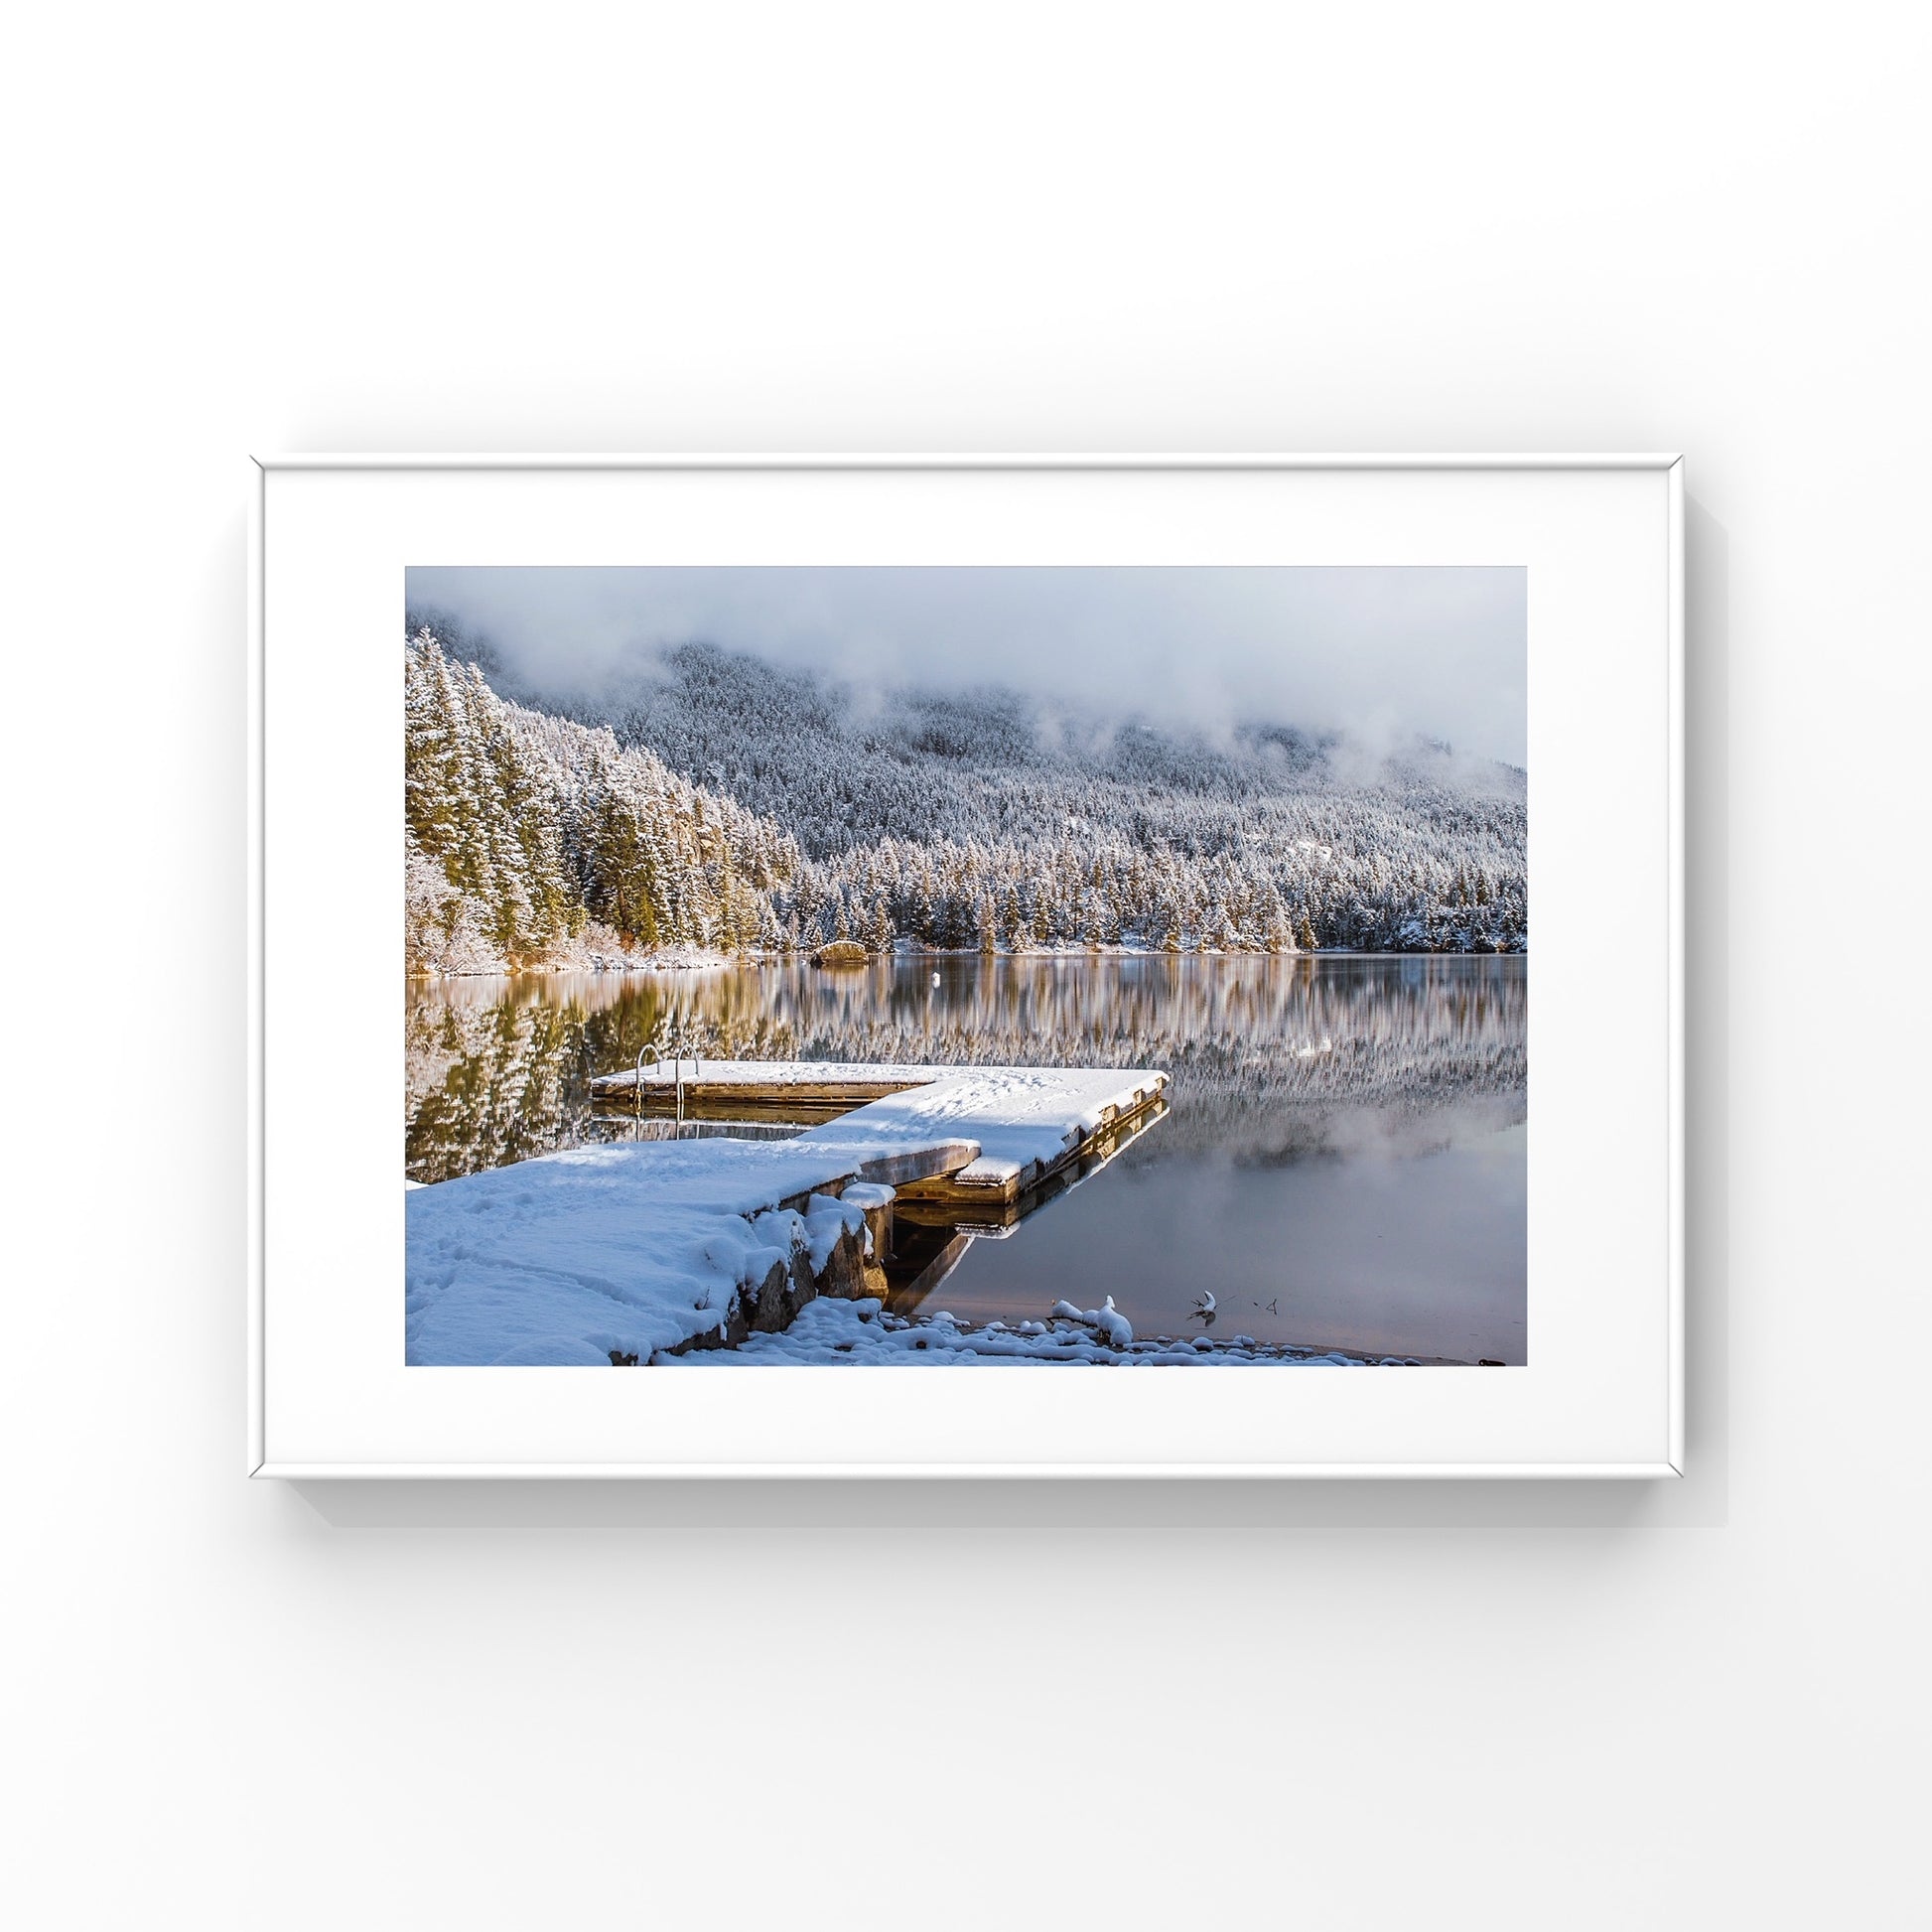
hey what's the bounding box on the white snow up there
[801,1192,865,1270]
[594,1059,1165,1194]
[662,1297,1409,1367]
[404,1124,1427,1367]
[1049,1296,1134,1346]
[791,1063,1165,1193]
[407,1060,1165,1366]
[405,1137,884,1366]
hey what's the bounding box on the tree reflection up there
[406,954,1527,1182]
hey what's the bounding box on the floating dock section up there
[590,1060,1169,1206]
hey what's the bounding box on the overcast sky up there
[406,564,1527,766]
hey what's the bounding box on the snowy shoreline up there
[407,940,1528,983]
[664,1296,1444,1367]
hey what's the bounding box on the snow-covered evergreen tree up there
[405,621,1528,971]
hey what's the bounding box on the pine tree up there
[404,621,1527,969]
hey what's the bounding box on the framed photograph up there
[249,455,1683,1476]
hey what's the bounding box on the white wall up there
[6,5,1925,1927]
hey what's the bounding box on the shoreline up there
[407,942,1529,984]
[663,1294,1484,1368]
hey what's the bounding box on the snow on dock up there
[595,1060,1167,1202]
[409,1062,1167,1366]
[796,1063,1163,1199]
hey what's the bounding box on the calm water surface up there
[406,955,1526,1362]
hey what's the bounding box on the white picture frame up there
[249,454,1683,1478]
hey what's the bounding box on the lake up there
[405,953,1527,1363]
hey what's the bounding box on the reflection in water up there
[406,955,1527,1361]
[885,1089,1172,1311]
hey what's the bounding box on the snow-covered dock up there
[408,1062,1168,1366]
[593,1060,1168,1206]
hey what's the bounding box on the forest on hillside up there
[404,621,1527,977]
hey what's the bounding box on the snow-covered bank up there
[408,941,734,983]
[411,938,1526,980]
[662,1296,1425,1366]
[405,1139,891,1365]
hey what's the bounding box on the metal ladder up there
[632,1026,705,1136]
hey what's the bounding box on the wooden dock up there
[591,1059,1169,1209]
[411,1059,1171,1365]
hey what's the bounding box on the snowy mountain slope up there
[404,621,1528,968]
[482,633,1525,860]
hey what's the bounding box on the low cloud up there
[405,564,1527,767]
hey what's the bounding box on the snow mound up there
[405,1137,881,1366]
[665,1298,1401,1368]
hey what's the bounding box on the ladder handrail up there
[636,1028,708,1130]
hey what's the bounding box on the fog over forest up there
[405,564,1528,768]
[402,580,1528,976]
